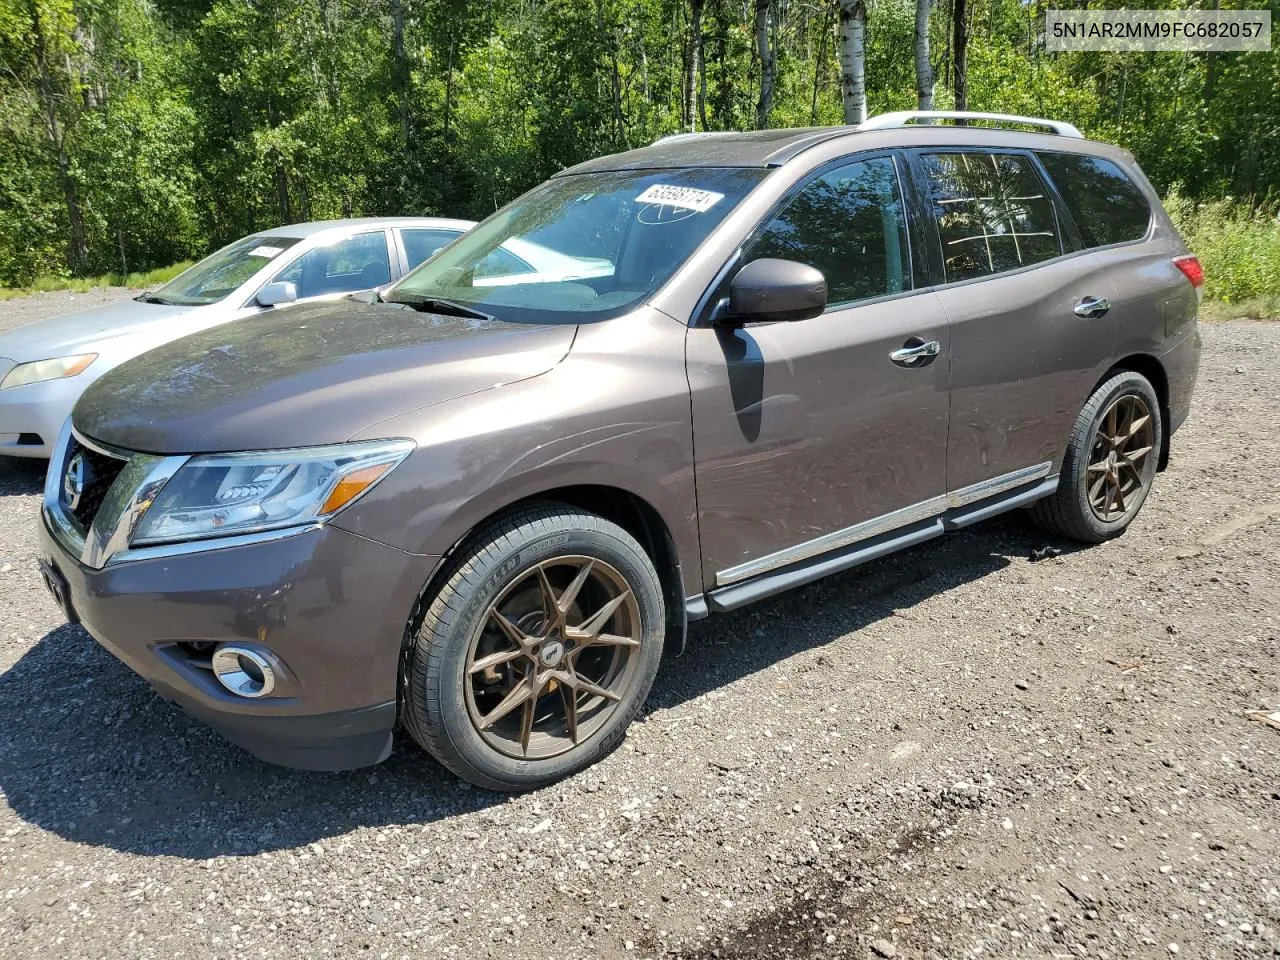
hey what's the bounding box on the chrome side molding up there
[714,461,1054,587]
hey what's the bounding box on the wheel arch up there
[1103,353,1171,470]
[401,482,691,682]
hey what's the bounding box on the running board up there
[700,474,1058,614]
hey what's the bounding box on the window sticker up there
[634,184,725,212]
[248,245,285,259]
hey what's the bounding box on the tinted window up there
[921,152,1061,283]
[1038,152,1152,248]
[402,228,463,268]
[745,156,910,307]
[274,232,391,298]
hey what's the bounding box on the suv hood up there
[0,298,202,360]
[74,298,576,454]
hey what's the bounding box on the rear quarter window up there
[919,151,1062,283]
[1037,153,1152,248]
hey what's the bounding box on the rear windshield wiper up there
[136,292,175,305]
[383,294,494,322]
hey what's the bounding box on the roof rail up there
[652,131,737,146]
[859,110,1083,139]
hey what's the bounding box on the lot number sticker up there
[634,184,724,212]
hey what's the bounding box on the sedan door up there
[687,153,951,597]
[248,230,397,311]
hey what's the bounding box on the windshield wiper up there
[383,294,494,321]
[136,292,175,305]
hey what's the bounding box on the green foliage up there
[1165,185,1280,309]
[1,0,1278,312]
[0,261,192,300]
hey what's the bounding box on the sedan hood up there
[0,297,202,360]
[74,298,576,453]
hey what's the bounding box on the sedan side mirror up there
[722,258,826,326]
[255,281,298,308]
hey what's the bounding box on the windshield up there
[387,167,769,323]
[152,235,302,306]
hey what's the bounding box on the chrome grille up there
[61,437,128,533]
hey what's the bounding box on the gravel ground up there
[0,293,1276,960]
[0,287,138,335]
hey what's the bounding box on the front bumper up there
[0,377,79,458]
[37,514,439,770]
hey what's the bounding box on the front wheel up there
[1031,370,1163,543]
[401,503,665,791]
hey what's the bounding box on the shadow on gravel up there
[0,513,1082,859]
[0,457,45,497]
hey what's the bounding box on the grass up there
[1165,188,1280,319]
[0,262,192,301]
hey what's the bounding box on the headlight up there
[131,439,414,545]
[0,353,97,390]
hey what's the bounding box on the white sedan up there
[0,217,485,458]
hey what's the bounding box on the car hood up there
[74,298,577,454]
[0,297,204,360]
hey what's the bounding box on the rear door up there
[1036,151,1195,359]
[687,153,952,589]
[398,227,465,272]
[906,148,1120,495]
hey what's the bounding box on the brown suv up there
[37,112,1201,790]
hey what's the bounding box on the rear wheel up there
[401,503,664,791]
[1031,370,1162,543]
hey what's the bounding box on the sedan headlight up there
[0,353,97,390]
[131,439,414,546]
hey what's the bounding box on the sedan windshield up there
[152,235,302,306]
[387,167,769,323]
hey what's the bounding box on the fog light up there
[211,645,277,698]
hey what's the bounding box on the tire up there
[1031,370,1163,544]
[401,502,665,791]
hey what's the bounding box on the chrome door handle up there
[1073,296,1112,318]
[890,338,941,366]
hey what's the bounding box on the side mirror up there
[255,281,298,308]
[723,258,826,325]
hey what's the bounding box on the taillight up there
[1173,254,1204,289]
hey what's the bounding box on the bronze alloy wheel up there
[1086,392,1156,523]
[463,556,643,760]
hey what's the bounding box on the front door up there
[908,149,1120,494]
[687,153,951,591]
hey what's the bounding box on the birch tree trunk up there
[754,0,775,129]
[838,0,868,125]
[686,0,704,132]
[914,0,934,110]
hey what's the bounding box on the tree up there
[1,0,1277,287]
[838,0,868,124]
[685,0,705,132]
[914,0,933,110]
[754,0,776,128]
[952,0,968,112]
